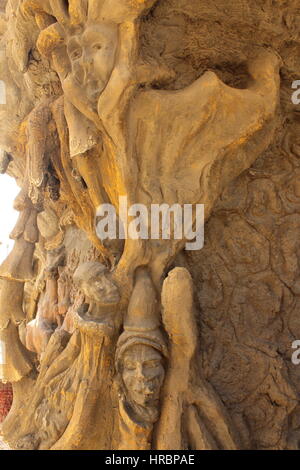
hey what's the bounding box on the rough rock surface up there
[0,383,13,423]
[0,438,10,450]
[0,0,299,450]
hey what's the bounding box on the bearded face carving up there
[121,344,165,411]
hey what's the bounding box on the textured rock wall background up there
[119,0,300,450]
[0,0,299,450]
[186,137,300,449]
[137,0,300,449]
[147,0,300,450]
[188,57,300,449]
[168,0,300,450]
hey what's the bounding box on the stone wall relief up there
[1,0,299,451]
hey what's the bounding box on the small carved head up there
[73,261,120,305]
[115,268,167,422]
[121,343,165,408]
[66,22,118,107]
[116,333,167,423]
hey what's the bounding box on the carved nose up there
[136,364,147,380]
[82,54,94,74]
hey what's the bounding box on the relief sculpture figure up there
[0,0,299,451]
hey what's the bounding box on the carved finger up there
[87,0,106,22]
[68,0,88,26]
[161,267,198,355]
[185,405,219,450]
[49,0,69,26]
[189,379,239,450]
[21,0,52,17]
[100,0,158,22]
[37,23,66,58]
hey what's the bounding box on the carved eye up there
[93,44,102,51]
[144,360,160,369]
[70,49,82,61]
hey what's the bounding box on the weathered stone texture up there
[0,383,12,423]
[0,0,299,450]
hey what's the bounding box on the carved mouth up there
[72,74,101,99]
[135,385,157,397]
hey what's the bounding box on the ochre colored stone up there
[0,0,299,451]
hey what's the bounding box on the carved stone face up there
[66,23,118,108]
[81,273,120,305]
[122,344,165,408]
